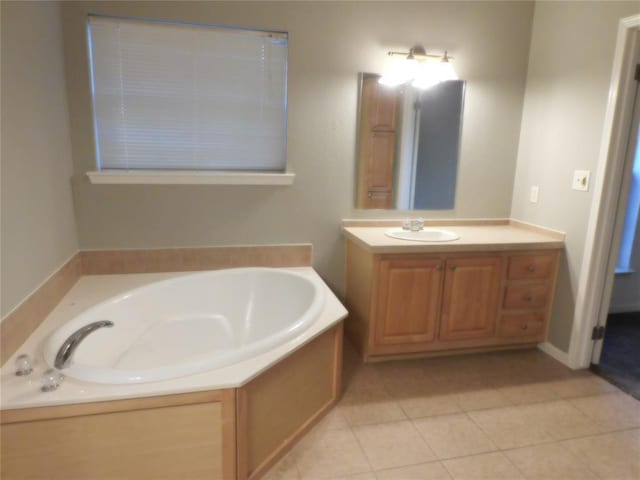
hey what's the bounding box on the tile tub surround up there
[0,244,313,365]
[0,254,83,365]
[262,343,640,480]
[1,266,345,410]
[80,244,313,275]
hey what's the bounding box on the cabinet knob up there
[528,265,536,272]
[521,324,529,331]
[450,265,457,271]
[524,295,533,302]
[436,264,443,271]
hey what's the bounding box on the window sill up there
[86,170,295,186]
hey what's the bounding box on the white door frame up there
[567,14,640,370]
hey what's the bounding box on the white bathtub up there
[42,268,325,384]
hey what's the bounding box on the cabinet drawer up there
[503,284,549,309]
[507,254,555,280]
[499,313,545,338]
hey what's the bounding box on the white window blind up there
[88,16,288,171]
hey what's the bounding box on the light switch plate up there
[530,185,539,203]
[572,170,591,191]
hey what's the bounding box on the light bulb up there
[437,60,458,81]
[379,57,417,87]
[412,62,441,89]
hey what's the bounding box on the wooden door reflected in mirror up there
[356,73,465,210]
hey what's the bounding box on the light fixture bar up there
[387,48,454,61]
[379,46,459,89]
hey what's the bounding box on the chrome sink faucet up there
[54,320,114,369]
[403,218,424,232]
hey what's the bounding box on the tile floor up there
[264,343,640,480]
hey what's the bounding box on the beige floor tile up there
[443,452,525,479]
[561,429,640,480]
[314,406,350,432]
[388,378,463,419]
[413,413,497,459]
[352,420,437,471]
[454,385,513,412]
[263,452,300,480]
[505,443,598,479]
[398,391,463,419]
[376,461,452,479]
[521,400,603,440]
[467,405,555,449]
[419,356,485,383]
[303,473,376,480]
[376,359,433,392]
[495,380,561,405]
[340,388,407,427]
[343,366,387,396]
[292,428,371,479]
[569,392,640,431]
[547,372,618,398]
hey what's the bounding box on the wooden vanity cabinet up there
[345,241,561,361]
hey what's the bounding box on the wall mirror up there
[356,73,465,210]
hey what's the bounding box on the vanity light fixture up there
[379,46,458,89]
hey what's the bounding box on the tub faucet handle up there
[41,368,64,392]
[15,353,33,376]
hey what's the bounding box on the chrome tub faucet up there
[54,320,114,369]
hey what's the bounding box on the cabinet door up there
[439,256,502,341]
[374,258,443,346]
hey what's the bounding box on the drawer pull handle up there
[436,265,443,271]
[524,295,533,302]
[450,265,457,271]
[521,324,528,331]
[528,265,536,272]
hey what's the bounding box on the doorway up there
[591,50,640,399]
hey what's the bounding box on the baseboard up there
[537,342,572,368]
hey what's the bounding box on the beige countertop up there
[342,220,565,254]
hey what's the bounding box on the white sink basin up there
[385,227,460,242]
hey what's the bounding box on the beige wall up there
[511,1,639,352]
[1,2,79,317]
[61,1,534,292]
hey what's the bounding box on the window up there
[87,16,290,184]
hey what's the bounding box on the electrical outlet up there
[572,170,591,191]
[530,185,539,203]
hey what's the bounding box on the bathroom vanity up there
[343,221,564,361]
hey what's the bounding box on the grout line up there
[410,412,500,462]
[348,423,377,474]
